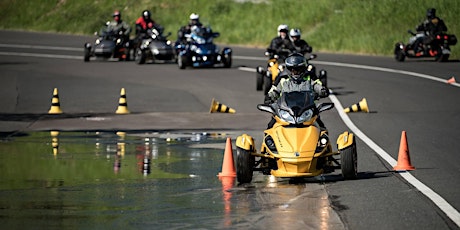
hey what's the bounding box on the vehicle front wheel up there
[394,44,406,62]
[84,48,91,62]
[135,49,146,64]
[263,76,272,95]
[223,53,232,68]
[237,147,255,184]
[178,55,186,69]
[340,140,357,180]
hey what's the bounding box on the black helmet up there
[426,8,436,19]
[285,53,307,82]
[143,10,151,19]
[113,10,121,17]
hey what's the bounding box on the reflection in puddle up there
[0,131,343,229]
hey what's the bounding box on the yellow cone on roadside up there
[343,98,369,113]
[48,88,63,114]
[116,88,130,114]
[210,98,236,114]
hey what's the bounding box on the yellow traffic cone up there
[343,98,369,113]
[210,98,236,114]
[48,88,63,114]
[50,131,59,156]
[115,88,130,114]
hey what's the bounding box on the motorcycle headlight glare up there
[95,39,101,45]
[296,109,313,123]
[279,109,295,124]
[153,48,159,55]
[203,56,208,61]
[116,38,121,44]
[269,61,275,67]
[319,134,329,147]
[166,40,171,45]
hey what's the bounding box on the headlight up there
[269,61,275,67]
[153,48,159,55]
[95,39,101,45]
[279,109,295,124]
[296,109,313,123]
[265,135,277,152]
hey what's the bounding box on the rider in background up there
[177,13,203,44]
[265,53,329,128]
[135,10,159,35]
[268,24,296,56]
[413,8,448,55]
[289,28,312,55]
[107,10,131,40]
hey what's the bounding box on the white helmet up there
[189,13,199,20]
[277,24,289,36]
[289,28,301,38]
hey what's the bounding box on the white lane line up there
[238,63,460,227]
[0,51,81,60]
[329,93,460,227]
[312,60,460,87]
[0,43,82,52]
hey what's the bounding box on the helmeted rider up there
[265,53,329,128]
[289,28,312,55]
[268,24,296,58]
[177,13,204,44]
[135,10,159,35]
[413,8,448,55]
[107,10,131,39]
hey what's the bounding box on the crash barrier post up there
[210,98,236,114]
[218,137,236,177]
[48,88,63,114]
[343,98,369,113]
[393,131,415,171]
[115,88,130,114]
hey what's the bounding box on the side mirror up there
[213,32,220,38]
[257,104,276,114]
[317,103,334,113]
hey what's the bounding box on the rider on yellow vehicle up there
[265,53,329,128]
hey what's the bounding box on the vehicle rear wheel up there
[256,72,263,91]
[237,147,255,184]
[340,140,357,180]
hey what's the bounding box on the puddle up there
[0,131,344,229]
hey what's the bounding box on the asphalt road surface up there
[1,30,460,229]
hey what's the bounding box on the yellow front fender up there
[236,134,255,152]
[337,131,354,150]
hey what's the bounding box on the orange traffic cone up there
[447,77,456,84]
[393,131,415,171]
[218,137,236,177]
